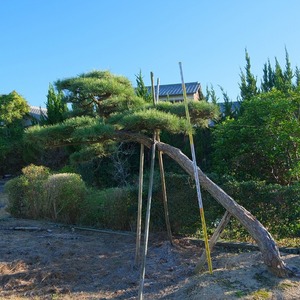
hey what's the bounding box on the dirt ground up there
[0,194,300,299]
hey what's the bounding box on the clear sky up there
[1,0,300,107]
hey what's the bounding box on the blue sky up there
[1,0,300,107]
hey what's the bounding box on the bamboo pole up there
[194,211,231,273]
[179,62,213,274]
[135,143,145,265]
[155,77,173,245]
[157,134,173,245]
[138,133,157,300]
[137,72,159,300]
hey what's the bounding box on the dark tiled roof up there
[147,82,201,96]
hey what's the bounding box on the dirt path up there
[0,207,299,299]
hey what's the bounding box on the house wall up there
[159,93,198,102]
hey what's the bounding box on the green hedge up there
[5,165,299,239]
[222,180,300,238]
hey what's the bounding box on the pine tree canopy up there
[25,70,219,149]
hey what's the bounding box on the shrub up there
[82,187,137,230]
[43,173,87,224]
[5,176,28,217]
[222,180,300,238]
[5,164,50,218]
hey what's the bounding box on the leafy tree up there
[0,91,29,175]
[212,90,300,185]
[42,84,68,125]
[0,91,29,124]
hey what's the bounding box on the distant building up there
[147,82,202,102]
[23,106,47,127]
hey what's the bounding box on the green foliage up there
[0,91,29,174]
[155,100,220,127]
[55,70,146,118]
[5,164,50,218]
[222,180,300,238]
[0,91,29,124]
[205,85,218,104]
[5,165,87,224]
[25,116,115,148]
[212,90,300,184]
[43,173,87,223]
[239,49,258,101]
[4,176,28,217]
[114,109,192,134]
[135,70,152,102]
[41,83,68,125]
[82,186,137,230]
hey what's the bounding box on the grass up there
[250,289,272,299]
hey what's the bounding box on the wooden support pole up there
[157,134,173,245]
[154,76,173,245]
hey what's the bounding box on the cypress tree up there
[283,49,293,92]
[44,84,68,125]
[239,49,258,101]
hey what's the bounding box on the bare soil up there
[0,195,299,299]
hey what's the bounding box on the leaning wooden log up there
[114,132,299,278]
[156,141,298,278]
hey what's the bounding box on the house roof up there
[29,106,47,120]
[147,82,201,97]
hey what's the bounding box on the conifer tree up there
[274,58,285,91]
[283,49,293,92]
[135,70,152,102]
[239,49,258,101]
[43,84,68,125]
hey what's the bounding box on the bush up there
[82,186,137,230]
[43,173,87,224]
[5,176,28,217]
[5,164,50,218]
[222,180,300,238]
